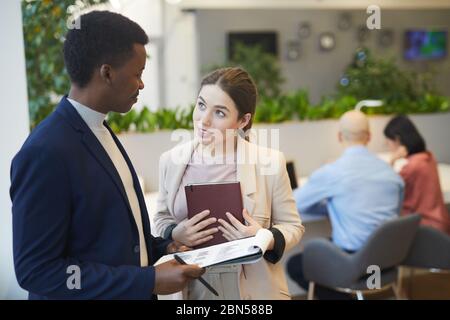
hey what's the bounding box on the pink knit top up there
[173,147,237,222]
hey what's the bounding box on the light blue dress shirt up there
[294,145,404,251]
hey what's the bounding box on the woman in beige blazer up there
[154,67,304,299]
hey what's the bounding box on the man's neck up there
[342,141,367,149]
[68,86,109,114]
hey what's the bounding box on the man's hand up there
[153,259,205,295]
[172,209,219,247]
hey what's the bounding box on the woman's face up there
[193,84,250,145]
[386,137,401,152]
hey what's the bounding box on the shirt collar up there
[67,98,106,130]
[343,144,369,156]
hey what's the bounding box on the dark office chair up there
[302,214,421,300]
[399,225,450,298]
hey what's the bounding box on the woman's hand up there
[390,145,408,165]
[217,209,262,241]
[166,241,192,254]
[172,209,219,247]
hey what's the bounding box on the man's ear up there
[99,64,113,85]
[239,113,252,130]
[338,131,343,143]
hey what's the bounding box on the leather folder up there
[185,181,244,248]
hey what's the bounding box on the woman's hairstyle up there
[200,67,257,131]
[384,115,426,155]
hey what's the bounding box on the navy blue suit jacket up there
[10,96,171,299]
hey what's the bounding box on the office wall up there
[0,0,30,299]
[196,9,450,104]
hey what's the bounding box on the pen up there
[173,254,219,297]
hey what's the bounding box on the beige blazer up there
[154,136,305,299]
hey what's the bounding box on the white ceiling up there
[178,0,450,10]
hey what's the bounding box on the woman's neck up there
[197,136,238,161]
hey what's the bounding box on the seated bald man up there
[287,110,404,299]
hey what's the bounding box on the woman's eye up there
[216,110,225,118]
[198,102,206,110]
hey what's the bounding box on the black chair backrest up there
[354,214,421,273]
[403,225,450,270]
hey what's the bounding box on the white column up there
[120,0,200,110]
[108,0,163,111]
[0,0,30,299]
[96,0,199,110]
[163,1,199,109]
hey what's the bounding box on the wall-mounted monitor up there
[404,30,447,60]
[227,31,278,59]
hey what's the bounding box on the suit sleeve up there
[270,152,305,254]
[10,146,155,299]
[149,236,172,262]
[153,152,178,238]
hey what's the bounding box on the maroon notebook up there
[185,181,244,249]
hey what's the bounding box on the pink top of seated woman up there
[385,115,450,235]
[400,151,450,234]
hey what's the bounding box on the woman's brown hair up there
[200,67,258,132]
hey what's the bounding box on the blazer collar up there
[55,95,93,133]
[236,136,257,216]
[236,136,257,197]
[167,139,196,215]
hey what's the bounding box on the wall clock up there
[319,32,336,51]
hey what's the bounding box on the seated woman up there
[384,115,450,235]
[153,67,304,299]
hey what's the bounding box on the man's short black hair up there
[63,10,148,87]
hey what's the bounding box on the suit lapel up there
[167,140,196,214]
[80,127,135,220]
[56,96,135,229]
[104,122,151,236]
[237,137,257,215]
